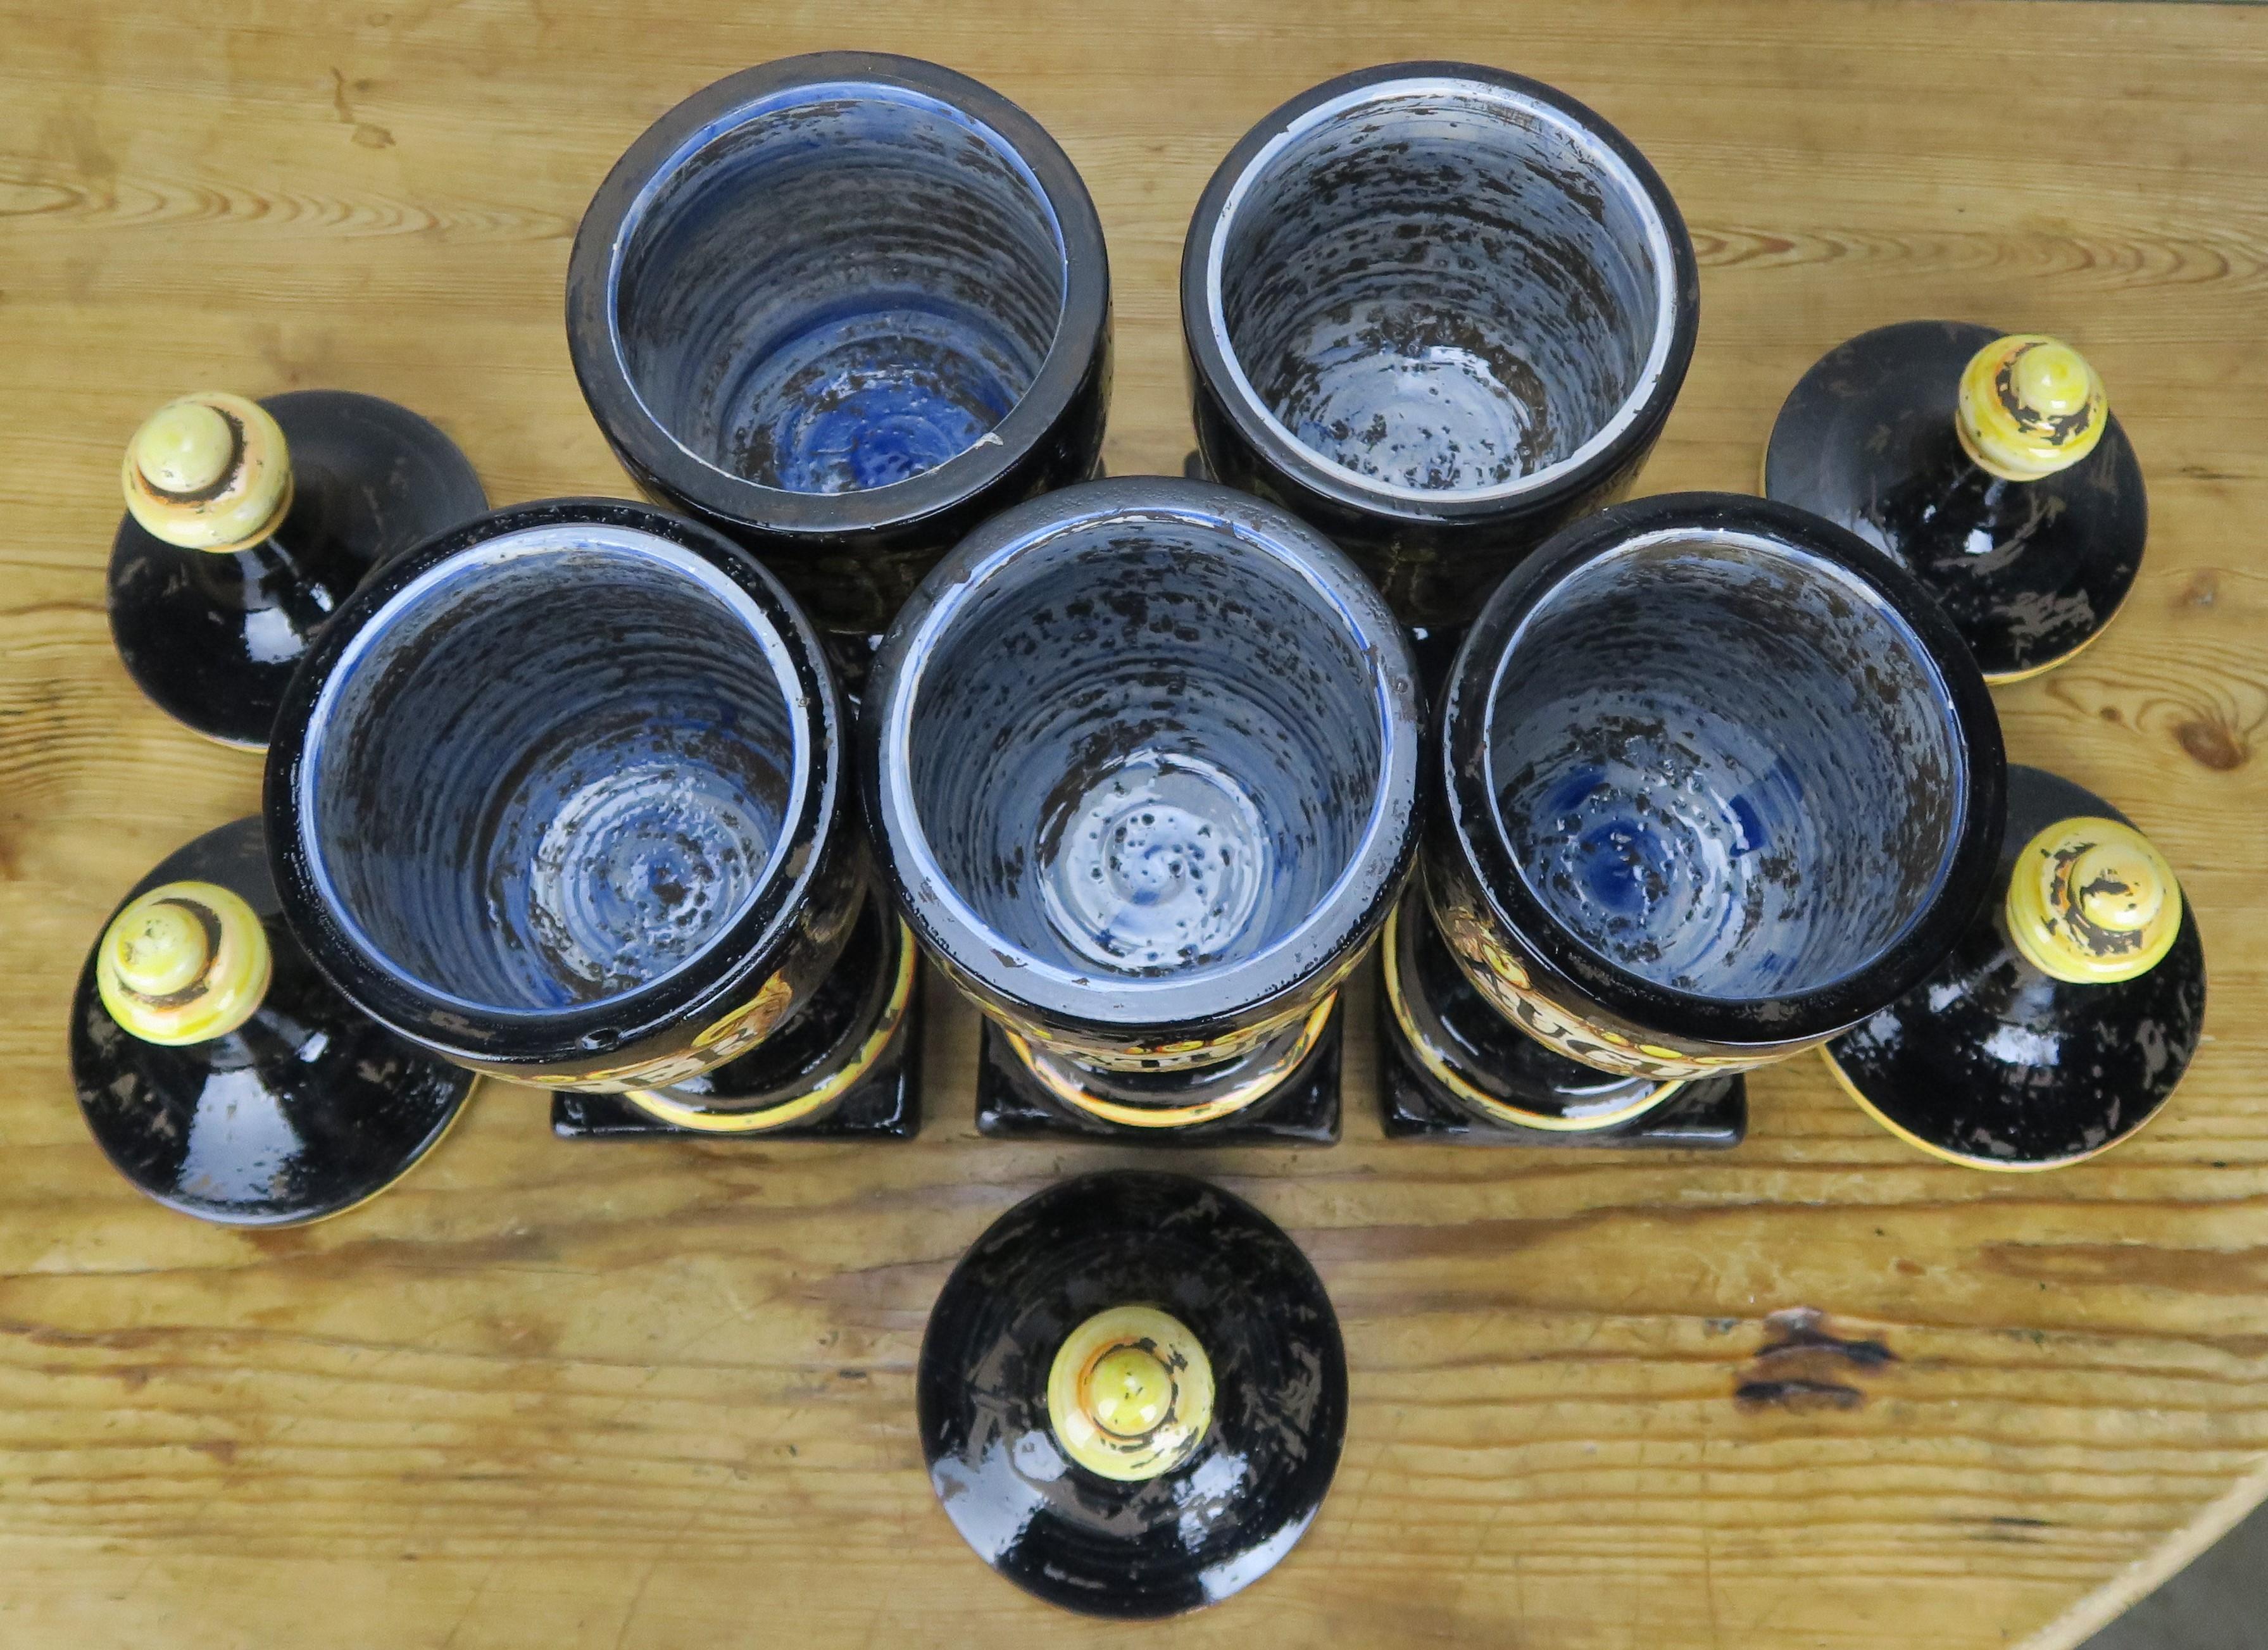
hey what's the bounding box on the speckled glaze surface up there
[1381,878,1745,1141]
[108,390,486,751]
[265,499,869,1092]
[917,1170,1345,1618]
[864,477,1422,1091]
[70,818,471,1227]
[1765,320,2146,682]
[1182,63,1698,630]
[1826,766,2205,1168]
[568,53,1112,637]
[1429,492,2005,1077]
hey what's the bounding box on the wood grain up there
[2,1,2264,1644]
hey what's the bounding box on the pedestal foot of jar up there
[974,1002,1341,1146]
[550,891,922,1142]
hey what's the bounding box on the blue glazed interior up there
[613,84,1067,495]
[905,516,1385,978]
[1213,82,1668,497]
[303,530,805,1013]
[1485,532,1964,998]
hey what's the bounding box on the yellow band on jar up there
[2005,816,2182,985]
[621,920,918,1133]
[96,880,272,1045]
[1046,1304,1214,1481]
[998,990,1336,1130]
[1382,904,1684,1132]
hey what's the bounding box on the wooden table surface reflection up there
[2,1,2264,1644]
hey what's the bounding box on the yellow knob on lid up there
[2005,817,2183,985]
[1087,1344,1174,1437]
[1955,334,2108,482]
[113,901,211,997]
[133,403,237,495]
[122,392,294,553]
[2068,839,2165,934]
[1046,1304,1214,1481]
[96,880,273,1045]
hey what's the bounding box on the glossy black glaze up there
[108,390,485,751]
[1183,63,1698,630]
[918,1171,1345,1617]
[69,818,472,1226]
[553,1048,916,1137]
[551,889,923,1139]
[568,53,1112,639]
[1405,623,1467,709]
[974,1008,1340,1145]
[1430,493,2006,1073]
[266,499,891,1099]
[1765,320,2146,682]
[1827,766,2205,1168]
[1379,1028,1746,1147]
[863,477,1420,1132]
[1380,880,1745,1145]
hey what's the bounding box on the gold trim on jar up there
[999,991,1336,1130]
[621,920,918,1133]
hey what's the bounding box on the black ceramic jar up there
[1410,493,2005,1128]
[567,53,1112,650]
[864,477,1422,1142]
[1182,63,1698,637]
[264,498,916,1135]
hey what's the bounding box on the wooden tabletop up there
[4,2,2264,1644]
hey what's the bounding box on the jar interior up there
[905,516,1387,979]
[306,530,804,1013]
[1485,531,1965,999]
[1216,83,1667,496]
[616,84,1067,496]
